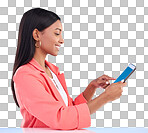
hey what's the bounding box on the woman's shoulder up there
[16,63,34,73]
[13,63,39,81]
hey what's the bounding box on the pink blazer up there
[13,58,91,130]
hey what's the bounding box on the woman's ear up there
[32,28,40,41]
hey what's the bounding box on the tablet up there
[114,64,136,83]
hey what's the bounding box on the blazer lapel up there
[45,60,69,94]
[45,60,71,105]
[56,73,72,106]
[56,73,68,94]
[40,72,66,106]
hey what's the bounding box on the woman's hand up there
[90,74,116,89]
[103,81,127,102]
[86,81,127,115]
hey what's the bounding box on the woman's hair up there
[11,8,61,108]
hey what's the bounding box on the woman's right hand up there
[103,81,127,102]
[86,81,127,115]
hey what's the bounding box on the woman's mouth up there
[55,45,61,50]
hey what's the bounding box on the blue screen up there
[114,66,133,83]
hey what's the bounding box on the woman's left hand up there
[90,74,116,89]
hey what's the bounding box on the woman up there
[11,8,127,130]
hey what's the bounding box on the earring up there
[35,43,39,48]
[39,41,41,46]
[35,40,41,48]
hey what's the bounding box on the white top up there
[47,66,68,106]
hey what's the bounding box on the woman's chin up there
[51,52,58,56]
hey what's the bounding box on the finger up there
[122,82,127,87]
[106,81,110,85]
[106,78,116,80]
[100,81,110,89]
[102,74,115,79]
[119,81,127,87]
[103,83,110,89]
[98,81,107,88]
[99,82,106,86]
[101,78,116,82]
[102,74,116,79]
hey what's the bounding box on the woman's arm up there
[83,83,97,102]
[83,74,116,102]
[86,81,127,115]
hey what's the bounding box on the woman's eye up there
[55,33,60,35]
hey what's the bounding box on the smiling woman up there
[11,8,91,130]
[11,7,127,130]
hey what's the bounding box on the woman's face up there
[38,20,64,56]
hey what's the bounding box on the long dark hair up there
[11,8,61,108]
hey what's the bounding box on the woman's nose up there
[59,38,64,44]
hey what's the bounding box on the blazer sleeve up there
[70,92,88,105]
[13,71,91,130]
